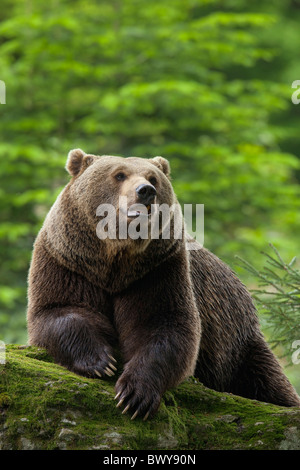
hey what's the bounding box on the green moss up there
[0,393,11,408]
[0,345,299,450]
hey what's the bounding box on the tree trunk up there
[0,345,299,451]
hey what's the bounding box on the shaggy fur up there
[27,150,300,419]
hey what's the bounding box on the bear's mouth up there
[127,204,152,218]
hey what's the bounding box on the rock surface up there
[0,345,299,450]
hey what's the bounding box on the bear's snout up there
[135,184,156,205]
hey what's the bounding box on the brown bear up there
[27,149,300,420]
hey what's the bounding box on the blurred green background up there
[0,0,299,391]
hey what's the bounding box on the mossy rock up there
[0,345,299,450]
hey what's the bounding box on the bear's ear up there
[66,149,86,176]
[149,156,171,179]
[66,149,95,177]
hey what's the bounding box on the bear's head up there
[64,149,181,248]
[43,149,185,289]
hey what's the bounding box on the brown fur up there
[27,150,300,419]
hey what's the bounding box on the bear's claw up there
[108,355,117,363]
[104,366,115,377]
[131,410,138,420]
[121,404,130,415]
[114,374,161,421]
[70,346,117,379]
[116,397,125,408]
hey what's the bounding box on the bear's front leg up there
[113,252,201,419]
[27,245,118,378]
[28,306,118,378]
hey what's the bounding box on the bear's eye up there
[115,172,126,182]
[149,176,157,186]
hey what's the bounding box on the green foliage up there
[236,244,300,393]
[0,0,300,347]
[236,244,300,356]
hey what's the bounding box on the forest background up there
[0,0,299,392]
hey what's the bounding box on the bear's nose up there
[135,184,156,204]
